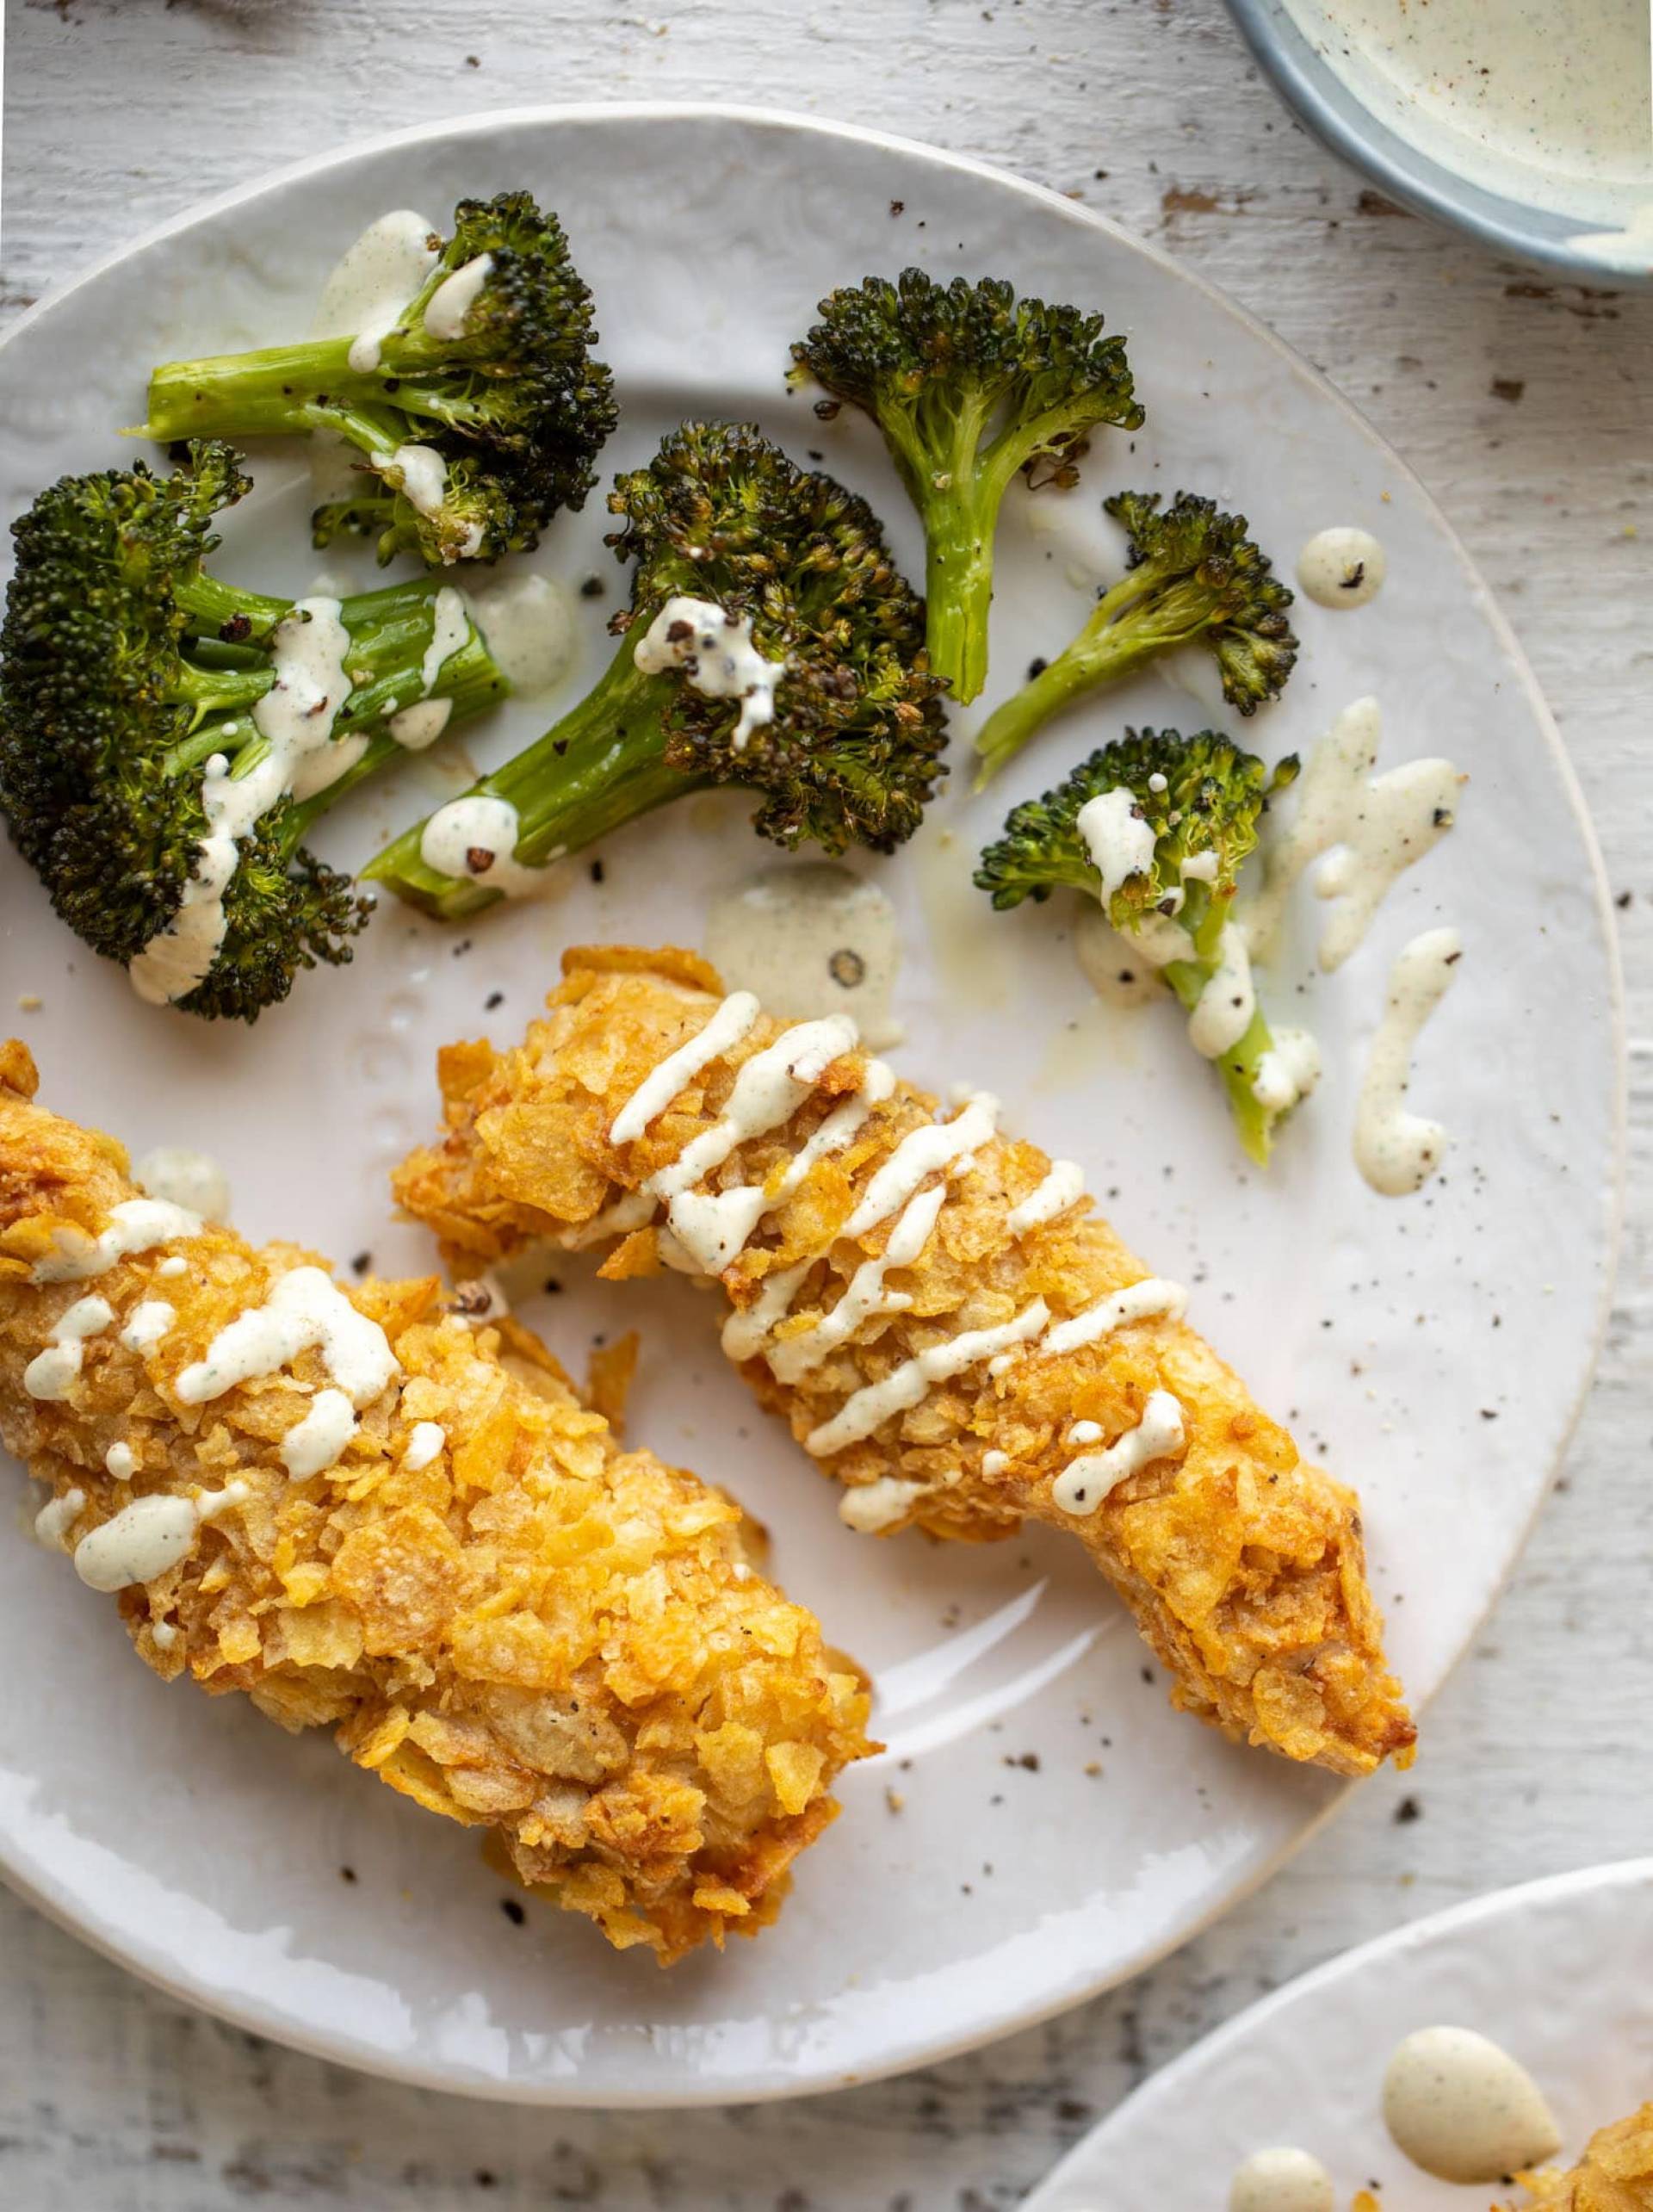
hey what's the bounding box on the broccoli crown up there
[145,192,617,567]
[0,442,498,1020]
[789,269,1142,489]
[1105,489,1298,713]
[975,725,1298,926]
[606,420,950,852]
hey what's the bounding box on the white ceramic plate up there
[0,106,1622,2105]
[1022,1858,1653,2209]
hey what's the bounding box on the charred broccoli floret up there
[0,442,507,1020]
[363,420,949,920]
[974,491,1298,784]
[975,728,1304,1162]
[139,193,616,566]
[789,270,1143,704]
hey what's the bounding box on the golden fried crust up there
[0,1047,872,1964]
[1519,2109,1653,2210]
[391,947,1415,1780]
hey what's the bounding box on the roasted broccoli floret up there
[975,728,1303,1163]
[789,270,1143,705]
[973,491,1297,784]
[138,193,616,567]
[0,442,507,1021]
[364,420,949,920]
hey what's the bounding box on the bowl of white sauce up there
[1223,0,1653,282]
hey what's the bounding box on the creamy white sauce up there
[1041,1276,1188,1359]
[158,1257,189,1280]
[72,1481,248,1594]
[1242,697,1463,972]
[418,794,548,899]
[403,1420,447,1471]
[387,697,452,752]
[1228,2146,1336,2212]
[313,209,438,373]
[844,1094,1000,1239]
[1187,923,1257,1058]
[151,1621,179,1652]
[981,1449,1008,1477]
[1051,1390,1186,1515]
[131,598,356,1006]
[1382,2025,1562,2184]
[1006,1159,1085,1235]
[1297,527,1386,610]
[839,1474,930,1534]
[1252,1026,1323,1115]
[132,1146,231,1224]
[288,728,369,804]
[461,572,579,697]
[808,1299,1051,1459]
[634,596,787,752]
[421,585,471,694]
[33,1198,201,1286]
[119,1300,175,1356]
[34,1487,86,1552]
[23,1295,115,1399]
[610,993,762,1145]
[423,251,492,341]
[1354,927,1461,1197]
[1279,0,1653,223]
[280,1386,358,1478]
[1075,787,1159,903]
[104,1442,136,1478]
[767,1182,945,1383]
[176,1266,398,1409]
[704,864,905,1050]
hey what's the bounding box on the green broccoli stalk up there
[138,192,617,567]
[973,492,1298,785]
[0,442,507,1021]
[788,270,1143,706]
[363,420,949,921]
[975,728,1302,1164]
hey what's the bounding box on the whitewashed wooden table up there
[2,1,1650,2203]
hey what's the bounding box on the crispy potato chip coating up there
[1518,2108,1653,2211]
[0,1044,871,1963]
[393,945,1414,1779]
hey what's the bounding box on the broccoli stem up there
[363,637,692,920]
[922,493,996,708]
[973,568,1201,785]
[140,344,412,446]
[1148,886,1280,1165]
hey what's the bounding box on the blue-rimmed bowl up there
[1224,0,1653,285]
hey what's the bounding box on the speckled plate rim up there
[1018,1858,1653,2209]
[1222,0,1653,285]
[0,102,1627,2107]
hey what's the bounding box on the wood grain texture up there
[2,0,1650,2202]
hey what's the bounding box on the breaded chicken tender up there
[0,1040,871,1963]
[1518,2108,1653,2210]
[393,945,1415,1778]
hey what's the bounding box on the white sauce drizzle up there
[119,1301,176,1356]
[768,1183,946,1384]
[1186,923,1257,1058]
[72,1481,249,1594]
[634,596,786,753]
[1075,787,1159,903]
[34,1487,86,1552]
[418,794,548,899]
[176,1266,398,1409]
[1051,1390,1186,1515]
[1228,2146,1336,2212]
[1297,527,1386,610]
[1382,2026,1562,2184]
[1042,1277,1187,1360]
[104,1442,136,1478]
[132,1146,230,1224]
[1252,1027,1323,1115]
[23,1296,115,1399]
[130,598,356,1006]
[313,209,439,374]
[808,1300,1051,1459]
[1353,927,1461,1197]
[403,1420,447,1471]
[1006,1160,1085,1235]
[839,1475,931,1534]
[423,252,492,340]
[158,1257,189,1280]
[610,993,762,1145]
[844,1094,1000,1240]
[388,697,452,752]
[32,1197,201,1285]
[1241,697,1463,972]
[981,1449,1008,1477]
[421,584,471,694]
[280,1387,358,1478]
